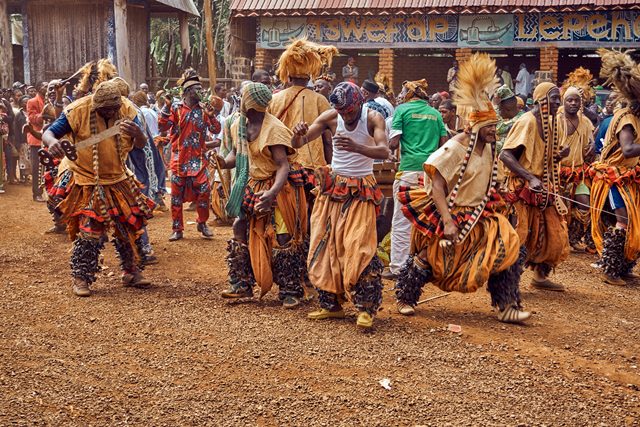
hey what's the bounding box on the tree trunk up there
[0,0,14,87]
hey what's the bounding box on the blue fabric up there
[609,185,625,210]
[128,112,166,202]
[595,115,613,155]
[48,113,72,138]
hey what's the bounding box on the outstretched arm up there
[291,109,337,148]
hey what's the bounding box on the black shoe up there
[169,231,183,241]
[197,223,213,238]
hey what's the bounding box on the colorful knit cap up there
[241,82,272,113]
[329,82,364,113]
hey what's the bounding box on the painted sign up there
[458,15,514,47]
[257,11,640,49]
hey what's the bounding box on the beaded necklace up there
[446,129,499,244]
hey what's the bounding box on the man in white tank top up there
[291,82,390,329]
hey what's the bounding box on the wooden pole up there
[203,0,216,87]
[178,12,190,68]
[113,0,133,87]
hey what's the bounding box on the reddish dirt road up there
[1,184,639,426]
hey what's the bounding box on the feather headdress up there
[277,38,339,83]
[598,48,640,105]
[561,67,595,100]
[453,53,499,131]
[75,58,117,95]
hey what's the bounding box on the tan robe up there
[268,86,330,169]
[410,136,520,293]
[502,111,570,267]
[590,109,640,260]
[229,113,307,295]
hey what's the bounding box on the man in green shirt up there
[386,79,447,279]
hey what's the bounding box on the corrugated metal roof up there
[231,0,638,14]
[154,0,200,16]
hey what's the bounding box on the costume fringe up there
[395,255,433,306]
[487,246,525,310]
[113,238,138,275]
[226,239,255,295]
[352,256,384,315]
[602,228,627,278]
[70,237,104,284]
[272,242,305,300]
[318,290,341,311]
[597,49,640,110]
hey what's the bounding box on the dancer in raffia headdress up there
[394,53,531,324]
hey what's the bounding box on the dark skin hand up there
[42,112,146,158]
[292,107,390,160]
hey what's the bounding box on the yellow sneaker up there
[307,308,345,320]
[356,312,373,329]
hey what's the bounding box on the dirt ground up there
[1,183,639,426]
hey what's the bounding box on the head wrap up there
[402,79,429,102]
[131,90,148,107]
[241,82,272,113]
[439,91,450,99]
[362,79,380,94]
[111,77,130,97]
[277,39,338,83]
[452,53,499,133]
[516,97,524,108]
[92,80,122,110]
[562,86,582,102]
[374,72,394,101]
[494,84,516,103]
[329,82,364,113]
[533,82,556,104]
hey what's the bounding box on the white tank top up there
[331,106,375,177]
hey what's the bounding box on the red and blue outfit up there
[159,101,220,231]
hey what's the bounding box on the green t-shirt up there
[392,100,447,171]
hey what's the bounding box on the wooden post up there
[113,0,133,87]
[0,0,14,87]
[203,0,216,87]
[179,12,190,68]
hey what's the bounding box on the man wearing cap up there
[500,82,570,292]
[387,79,448,280]
[42,80,155,297]
[158,70,221,241]
[361,79,390,119]
[291,82,390,329]
[495,85,524,153]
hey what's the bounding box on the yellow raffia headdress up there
[598,48,640,106]
[561,67,595,101]
[276,38,338,83]
[453,52,499,132]
[75,58,118,95]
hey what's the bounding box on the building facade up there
[230,1,640,93]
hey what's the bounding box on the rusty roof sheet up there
[231,0,639,14]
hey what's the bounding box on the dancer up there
[42,80,155,297]
[219,82,308,308]
[292,82,389,329]
[500,83,570,291]
[158,69,221,241]
[590,49,640,286]
[394,53,531,323]
[557,86,595,252]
